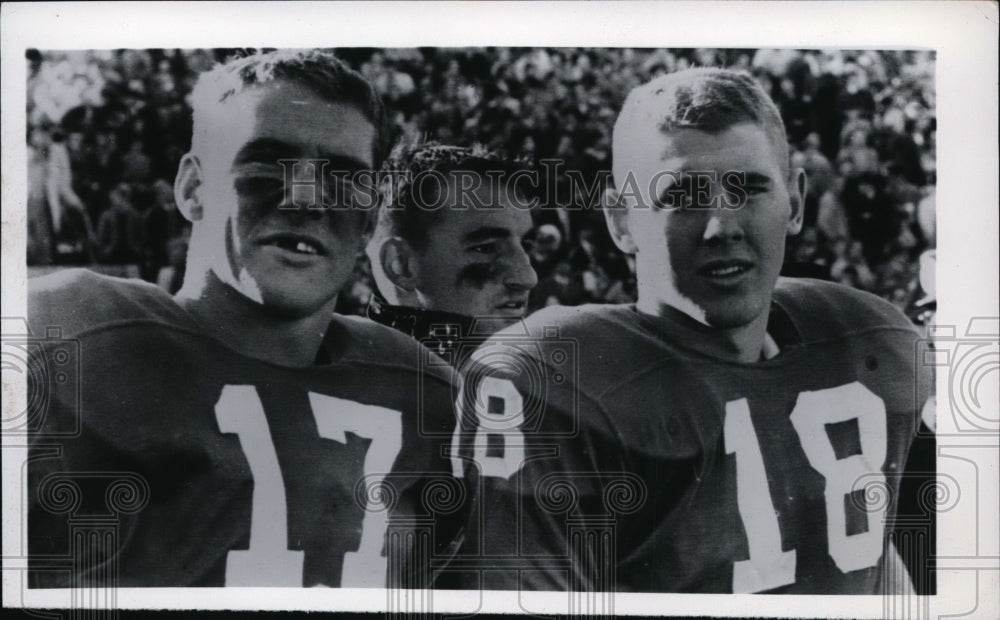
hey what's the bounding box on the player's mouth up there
[697,258,753,281]
[257,232,329,258]
[495,298,528,315]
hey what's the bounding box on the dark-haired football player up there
[457,68,931,594]
[28,50,464,588]
[366,142,538,359]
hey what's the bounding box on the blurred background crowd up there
[25,47,936,315]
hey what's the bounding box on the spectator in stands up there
[63,130,97,212]
[774,76,811,146]
[798,132,836,226]
[45,129,88,241]
[88,129,122,199]
[121,138,153,184]
[816,173,850,244]
[43,129,96,265]
[841,65,877,119]
[782,226,832,280]
[831,239,876,290]
[841,171,897,266]
[534,259,587,307]
[837,128,880,175]
[530,223,564,268]
[139,178,190,283]
[94,183,143,264]
[27,126,55,265]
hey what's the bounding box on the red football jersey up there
[453,278,931,593]
[27,269,465,588]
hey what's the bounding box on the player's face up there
[414,180,537,319]
[621,122,803,327]
[193,80,375,318]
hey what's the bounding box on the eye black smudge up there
[457,262,502,289]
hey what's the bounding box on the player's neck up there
[175,269,333,368]
[639,301,776,363]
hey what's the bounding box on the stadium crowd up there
[26,47,936,313]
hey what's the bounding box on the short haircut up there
[189,49,391,167]
[613,67,790,180]
[373,141,532,252]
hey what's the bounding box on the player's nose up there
[702,208,745,244]
[284,204,326,223]
[504,244,539,291]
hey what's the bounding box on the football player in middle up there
[366,142,539,360]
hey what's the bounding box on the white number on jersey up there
[452,376,526,479]
[215,386,304,586]
[789,383,887,573]
[724,381,888,592]
[725,398,797,592]
[310,392,402,587]
[215,386,403,586]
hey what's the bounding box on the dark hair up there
[189,49,390,167]
[375,141,533,251]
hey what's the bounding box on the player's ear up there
[603,187,638,254]
[786,167,806,236]
[175,153,204,222]
[380,237,419,292]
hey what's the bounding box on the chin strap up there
[367,293,473,359]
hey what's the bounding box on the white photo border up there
[2,1,997,618]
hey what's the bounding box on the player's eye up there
[657,177,695,210]
[521,238,537,254]
[468,242,499,255]
[234,177,285,203]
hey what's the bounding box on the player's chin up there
[258,287,339,319]
[253,272,342,319]
[490,305,528,320]
[702,297,767,329]
[687,274,771,326]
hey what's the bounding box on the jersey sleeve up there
[28,269,191,338]
[26,333,163,587]
[450,336,629,591]
[775,278,934,434]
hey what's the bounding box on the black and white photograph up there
[2,2,997,618]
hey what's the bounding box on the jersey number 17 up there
[215,385,402,587]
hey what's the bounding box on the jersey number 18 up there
[724,381,888,592]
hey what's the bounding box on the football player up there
[366,142,538,359]
[28,50,464,588]
[455,68,931,594]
